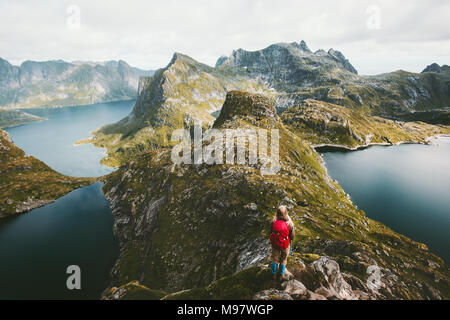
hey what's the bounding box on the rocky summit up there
[100,91,450,300]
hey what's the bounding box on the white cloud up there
[0,0,449,75]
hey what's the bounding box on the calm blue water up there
[0,182,118,299]
[0,101,134,299]
[5,100,135,177]
[320,137,450,264]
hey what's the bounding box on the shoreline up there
[312,134,450,152]
[11,98,136,111]
[73,137,93,147]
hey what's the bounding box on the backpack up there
[270,219,290,250]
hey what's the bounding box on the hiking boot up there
[276,273,282,282]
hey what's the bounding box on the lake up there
[0,182,118,299]
[319,137,450,264]
[0,100,134,299]
[6,100,135,177]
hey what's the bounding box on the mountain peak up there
[215,55,228,68]
[297,40,311,52]
[214,91,278,127]
[421,63,450,74]
[327,48,358,74]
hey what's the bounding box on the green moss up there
[104,281,167,300]
[163,267,274,300]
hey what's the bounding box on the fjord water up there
[0,101,134,299]
[6,100,135,177]
[0,182,117,299]
[319,137,450,264]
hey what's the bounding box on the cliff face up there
[101,92,450,299]
[217,41,358,92]
[0,58,153,109]
[0,130,94,218]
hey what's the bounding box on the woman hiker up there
[269,205,295,280]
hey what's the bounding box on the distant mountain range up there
[0,58,154,109]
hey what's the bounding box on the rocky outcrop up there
[0,57,153,109]
[421,63,450,74]
[106,250,446,300]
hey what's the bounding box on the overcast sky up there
[1,0,449,75]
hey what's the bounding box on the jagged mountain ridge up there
[0,57,153,109]
[91,53,272,166]
[216,41,450,116]
[216,41,358,91]
[100,91,450,299]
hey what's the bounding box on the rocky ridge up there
[100,91,450,299]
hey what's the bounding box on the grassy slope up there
[0,130,95,218]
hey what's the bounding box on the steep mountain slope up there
[91,53,271,166]
[100,91,449,299]
[0,130,94,218]
[0,58,152,109]
[422,63,450,74]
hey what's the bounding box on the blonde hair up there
[276,205,288,221]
